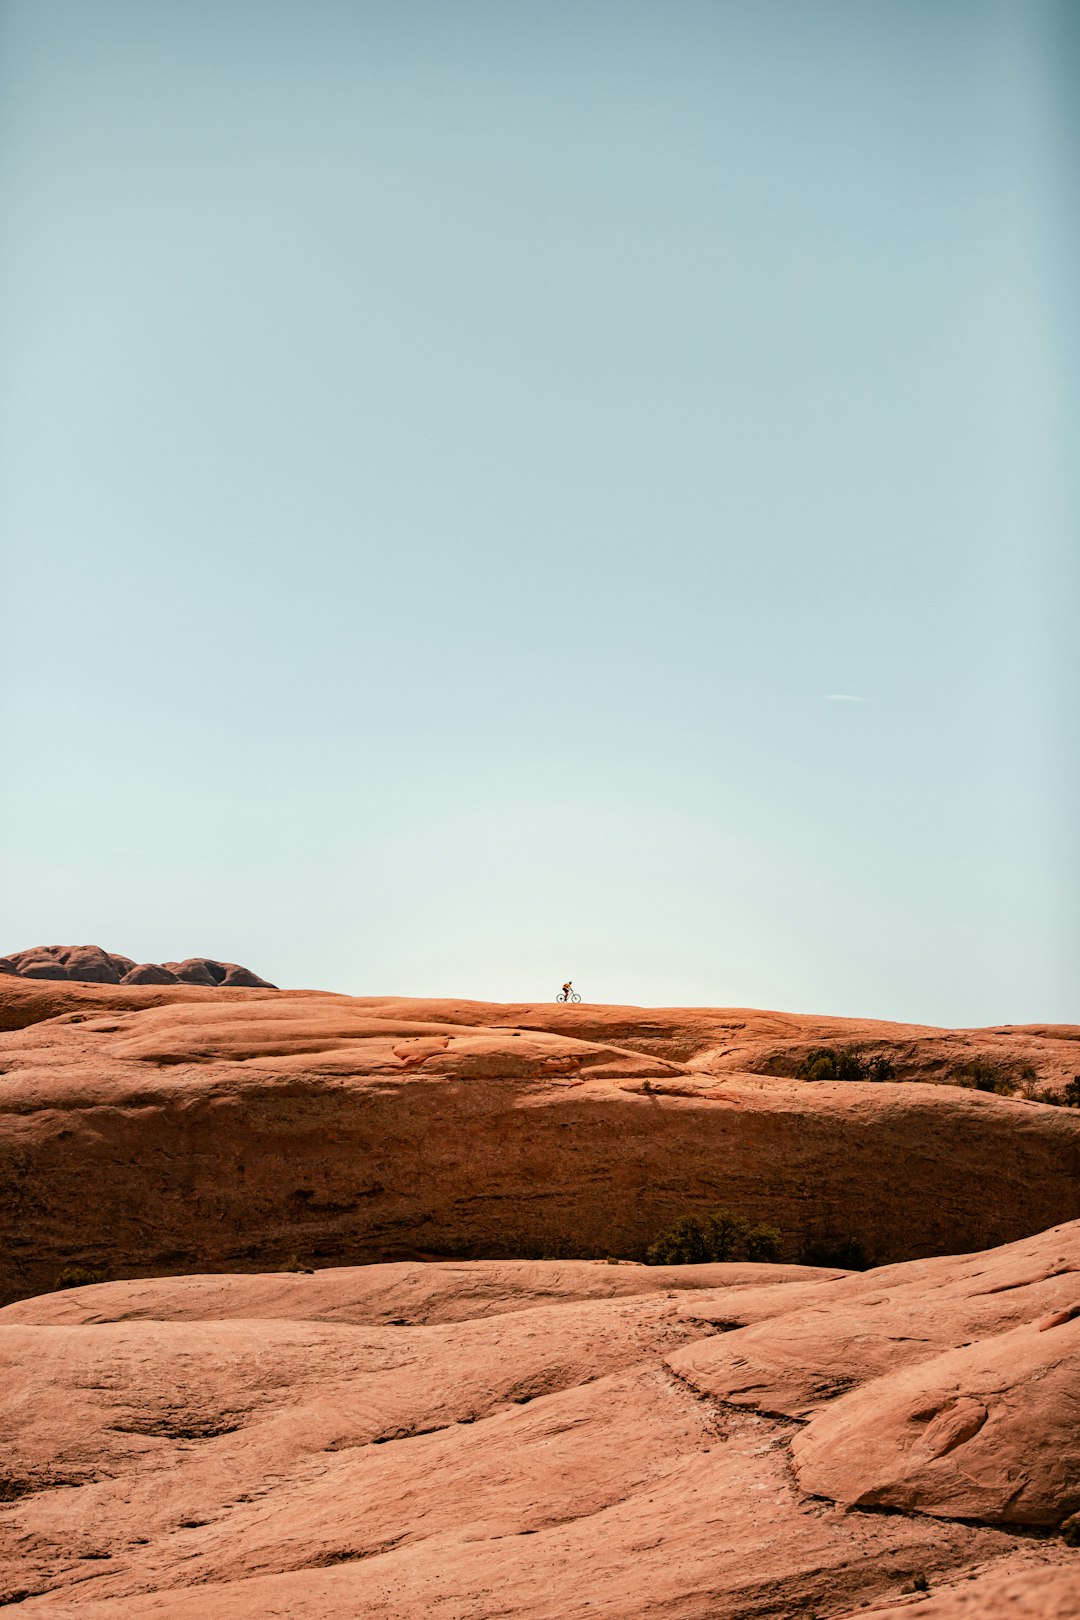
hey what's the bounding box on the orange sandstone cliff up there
[1,979,1077,1303]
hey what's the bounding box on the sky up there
[0,0,1076,1024]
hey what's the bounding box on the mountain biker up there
[561,981,573,1002]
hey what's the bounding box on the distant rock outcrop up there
[0,943,274,989]
[120,962,185,986]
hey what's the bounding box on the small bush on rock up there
[705,1208,749,1261]
[744,1222,784,1262]
[646,1208,784,1266]
[53,1266,107,1291]
[646,1215,713,1265]
[1042,1078,1080,1109]
[799,1235,870,1271]
[953,1060,1033,1096]
[795,1047,895,1084]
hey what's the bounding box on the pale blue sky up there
[1,1,1075,1023]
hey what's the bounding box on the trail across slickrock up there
[1,982,1078,1301]
[1,1224,1077,1616]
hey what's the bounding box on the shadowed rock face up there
[1,983,1078,1304]
[0,944,274,989]
[0,1223,1076,1617]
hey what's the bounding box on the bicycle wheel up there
[570,992,581,1003]
[555,993,566,1002]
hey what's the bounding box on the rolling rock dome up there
[0,944,274,988]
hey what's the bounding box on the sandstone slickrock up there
[667,1219,1080,1417]
[855,1564,1080,1617]
[0,1225,1076,1616]
[1,984,1079,1302]
[3,1256,837,1330]
[0,945,274,989]
[791,1313,1080,1524]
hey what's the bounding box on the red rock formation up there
[160,958,272,988]
[0,944,136,983]
[121,963,184,985]
[0,945,274,989]
[0,1223,1076,1615]
[1,984,1078,1304]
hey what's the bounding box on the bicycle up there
[556,989,581,1003]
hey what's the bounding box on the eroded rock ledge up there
[1,984,1078,1303]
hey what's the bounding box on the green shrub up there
[646,1208,784,1266]
[646,1214,712,1265]
[799,1235,870,1271]
[795,1047,895,1084]
[704,1209,749,1260]
[53,1266,107,1291]
[1042,1078,1080,1109]
[958,1056,1036,1095]
[744,1222,783,1262]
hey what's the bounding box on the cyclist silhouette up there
[558,981,581,1003]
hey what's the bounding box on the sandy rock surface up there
[1,1227,1076,1616]
[852,1563,1080,1617]
[668,1219,1080,1417]
[2,985,1079,1302]
[792,1312,1080,1524]
[2,1256,838,1329]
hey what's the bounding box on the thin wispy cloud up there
[826,694,867,703]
